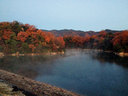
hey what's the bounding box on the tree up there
[112,31,128,52]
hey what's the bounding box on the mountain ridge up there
[42,29,122,37]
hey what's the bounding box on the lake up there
[0,49,128,96]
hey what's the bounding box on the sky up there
[0,0,128,31]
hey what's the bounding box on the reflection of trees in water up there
[64,49,99,57]
[92,52,128,68]
[0,55,61,79]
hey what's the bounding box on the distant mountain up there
[42,29,122,37]
[104,29,122,33]
[42,29,97,37]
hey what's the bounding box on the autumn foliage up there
[0,21,128,53]
[63,30,128,52]
[0,21,65,53]
[112,31,128,52]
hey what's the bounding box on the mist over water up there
[0,49,128,96]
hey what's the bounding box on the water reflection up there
[0,55,62,79]
[92,52,128,68]
[0,50,128,96]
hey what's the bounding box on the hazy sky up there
[0,0,128,31]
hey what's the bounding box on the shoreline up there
[0,51,65,57]
[0,49,128,57]
[83,49,128,57]
[0,69,80,96]
[100,50,128,57]
[114,52,128,57]
[0,80,26,96]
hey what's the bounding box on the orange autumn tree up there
[99,31,107,37]
[29,44,36,52]
[56,37,65,49]
[43,32,65,51]
[112,31,128,52]
[17,31,29,42]
[72,35,84,47]
[16,24,65,52]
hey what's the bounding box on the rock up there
[0,81,25,96]
[117,52,128,57]
[0,52,4,57]
[0,69,80,96]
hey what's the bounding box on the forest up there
[0,21,128,54]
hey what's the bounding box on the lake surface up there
[0,49,128,96]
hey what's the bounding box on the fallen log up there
[0,69,80,96]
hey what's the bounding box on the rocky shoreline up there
[0,50,128,58]
[0,51,64,58]
[0,69,80,96]
[0,79,39,96]
[114,52,128,57]
[0,80,25,96]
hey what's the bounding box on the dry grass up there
[0,81,25,96]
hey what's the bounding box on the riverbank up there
[102,51,128,57]
[87,49,128,57]
[83,49,128,57]
[0,49,128,58]
[114,52,128,57]
[0,80,25,96]
[0,69,80,96]
[0,51,64,58]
